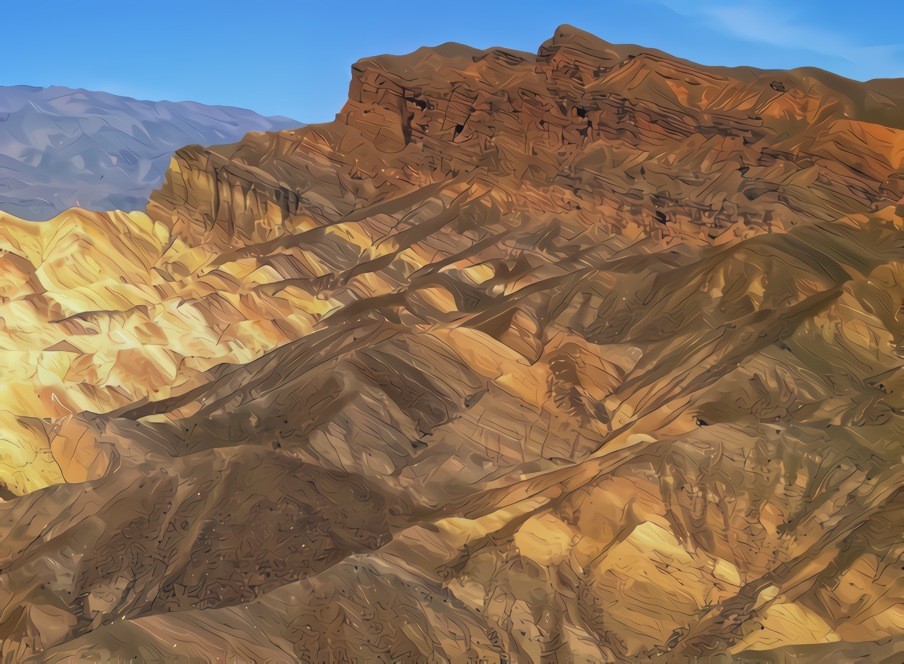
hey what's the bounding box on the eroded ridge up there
[0,25,902,663]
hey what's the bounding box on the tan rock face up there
[0,24,902,662]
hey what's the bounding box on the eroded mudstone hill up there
[0,25,902,662]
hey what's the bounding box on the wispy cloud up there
[646,0,903,79]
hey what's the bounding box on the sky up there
[4,0,902,122]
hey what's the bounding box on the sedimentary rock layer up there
[0,25,901,662]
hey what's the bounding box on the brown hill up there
[0,25,902,662]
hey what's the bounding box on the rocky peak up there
[150,26,901,251]
[1,25,903,662]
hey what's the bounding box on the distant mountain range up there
[0,85,301,219]
[0,25,902,662]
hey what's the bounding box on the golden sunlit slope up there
[0,207,330,492]
[0,24,902,663]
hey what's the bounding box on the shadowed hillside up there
[0,25,901,662]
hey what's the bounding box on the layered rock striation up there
[0,26,902,662]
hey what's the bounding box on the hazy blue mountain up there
[0,85,301,220]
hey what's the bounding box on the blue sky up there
[5,0,901,122]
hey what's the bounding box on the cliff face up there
[0,25,902,662]
[151,26,902,249]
